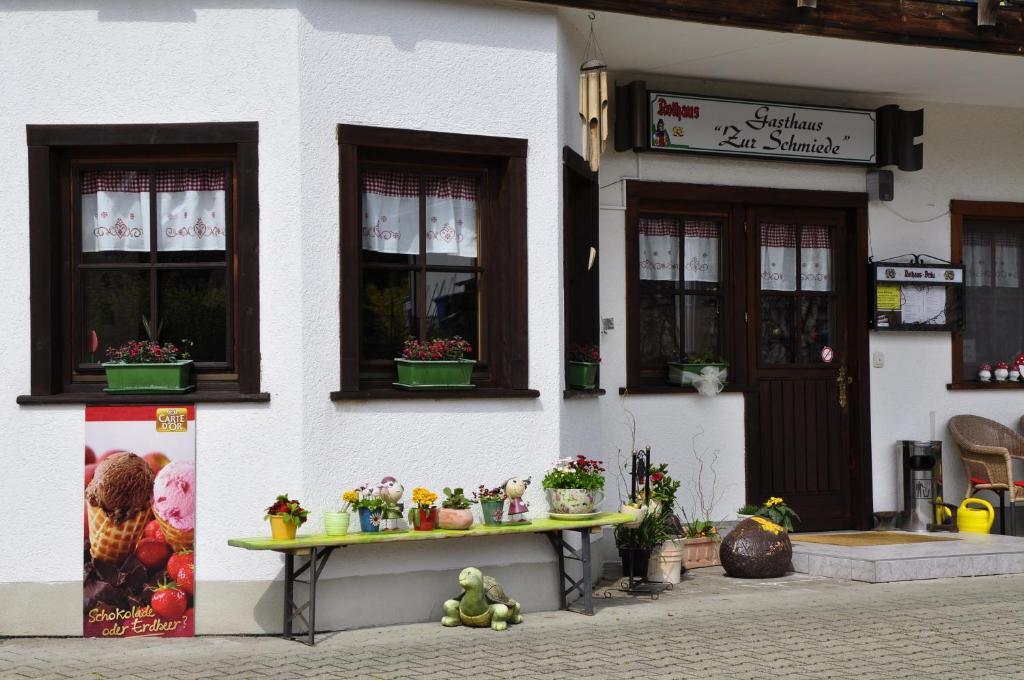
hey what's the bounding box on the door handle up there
[837,365,853,409]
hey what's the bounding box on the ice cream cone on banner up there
[155,512,194,552]
[87,504,151,564]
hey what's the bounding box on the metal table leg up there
[281,546,335,645]
[546,528,594,615]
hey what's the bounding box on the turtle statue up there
[441,567,523,631]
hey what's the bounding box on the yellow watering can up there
[957,498,995,534]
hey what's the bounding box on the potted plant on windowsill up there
[102,339,194,394]
[394,336,475,390]
[265,494,309,540]
[438,487,476,530]
[567,343,601,390]
[667,351,728,388]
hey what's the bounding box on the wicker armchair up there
[948,415,1024,535]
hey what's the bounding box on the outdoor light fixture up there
[579,13,608,172]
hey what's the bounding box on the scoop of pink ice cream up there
[152,460,195,531]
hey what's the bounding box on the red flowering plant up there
[473,484,506,503]
[542,455,606,490]
[568,344,601,364]
[264,494,310,527]
[105,340,192,364]
[401,336,473,361]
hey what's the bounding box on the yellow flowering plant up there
[412,487,438,509]
[754,496,800,532]
[340,489,360,512]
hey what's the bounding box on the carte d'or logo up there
[155,408,188,433]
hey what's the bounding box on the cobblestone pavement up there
[4,568,1024,679]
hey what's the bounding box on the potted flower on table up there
[264,494,309,540]
[567,343,601,389]
[352,485,387,533]
[325,490,358,536]
[409,487,439,531]
[438,487,476,530]
[394,336,475,390]
[473,485,506,526]
[542,455,605,517]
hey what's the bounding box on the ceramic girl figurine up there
[504,477,530,524]
[378,476,404,531]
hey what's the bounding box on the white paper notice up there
[901,285,947,325]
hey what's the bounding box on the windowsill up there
[331,387,540,401]
[946,381,1024,391]
[563,388,606,399]
[618,384,750,396]
[17,390,270,405]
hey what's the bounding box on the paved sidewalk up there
[4,568,1024,679]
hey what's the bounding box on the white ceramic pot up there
[620,504,647,528]
[648,538,685,584]
[324,511,350,536]
[546,488,604,514]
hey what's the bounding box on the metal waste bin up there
[896,440,943,532]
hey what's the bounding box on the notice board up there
[870,262,965,331]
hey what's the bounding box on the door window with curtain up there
[75,164,232,375]
[637,214,724,373]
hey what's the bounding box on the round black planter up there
[618,547,651,577]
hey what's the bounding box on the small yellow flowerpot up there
[270,515,298,540]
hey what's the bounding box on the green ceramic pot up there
[102,360,194,393]
[480,500,505,526]
[567,361,598,389]
[394,359,476,390]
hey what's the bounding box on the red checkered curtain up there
[80,170,151,252]
[965,231,1020,289]
[362,171,478,257]
[800,226,832,292]
[156,169,227,251]
[760,223,797,291]
[639,217,719,282]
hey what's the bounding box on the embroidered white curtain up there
[80,171,151,252]
[760,223,832,292]
[638,217,719,283]
[965,232,1020,288]
[361,171,478,257]
[81,169,227,253]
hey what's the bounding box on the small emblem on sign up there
[156,408,188,433]
[821,346,834,363]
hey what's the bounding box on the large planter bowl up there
[438,508,474,530]
[394,359,476,390]
[567,361,598,389]
[269,515,298,540]
[546,488,604,515]
[102,360,194,394]
[682,536,721,569]
[667,362,728,387]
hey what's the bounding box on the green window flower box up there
[102,360,195,394]
[667,362,729,386]
[393,359,476,390]
[567,361,599,389]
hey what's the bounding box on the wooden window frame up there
[949,199,1024,390]
[333,125,535,400]
[19,123,265,405]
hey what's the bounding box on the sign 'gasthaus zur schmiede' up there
[648,91,877,165]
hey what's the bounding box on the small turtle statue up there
[441,567,523,631]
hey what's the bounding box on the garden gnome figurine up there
[504,477,530,524]
[379,476,404,531]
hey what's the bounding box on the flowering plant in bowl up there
[438,487,476,530]
[394,336,475,390]
[264,494,309,540]
[754,496,801,532]
[543,455,606,517]
[567,344,601,389]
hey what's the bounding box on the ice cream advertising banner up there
[84,405,195,638]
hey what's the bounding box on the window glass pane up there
[799,296,832,364]
[362,170,420,256]
[157,269,228,363]
[963,222,1024,377]
[81,270,149,364]
[80,170,150,261]
[800,225,832,292]
[639,280,680,366]
[425,175,478,261]
[761,295,795,364]
[156,169,227,258]
[682,294,720,357]
[426,270,478,351]
[362,269,416,360]
[761,223,797,291]
[682,218,721,291]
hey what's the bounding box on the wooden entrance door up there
[744,206,864,531]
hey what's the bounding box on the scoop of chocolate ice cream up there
[86,452,154,522]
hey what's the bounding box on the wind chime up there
[579,13,608,173]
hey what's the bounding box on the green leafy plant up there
[680,351,727,365]
[615,508,672,551]
[350,483,385,511]
[542,455,606,490]
[684,519,719,539]
[105,340,192,364]
[441,487,476,510]
[264,494,309,527]
[754,496,801,532]
[645,463,680,505]
[737,504,760,515]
